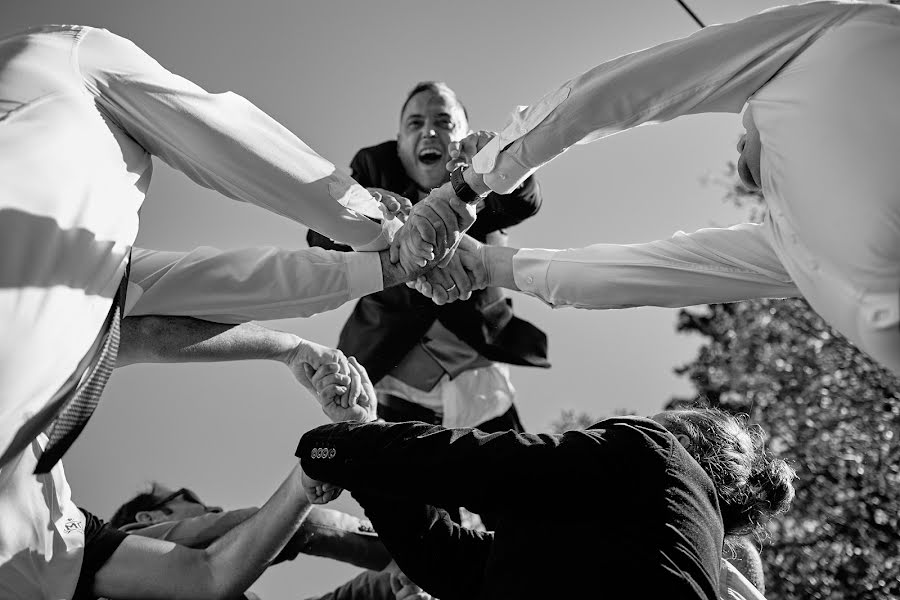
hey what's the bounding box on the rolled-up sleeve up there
[513,222,800,309]
[76,27,392,251]
[125,246,383,323]
[473,1,865,193]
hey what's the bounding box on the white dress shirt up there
[0,24,392,598]
[0,24,391,458]
[0,435,86,600]
[473,1,900,376]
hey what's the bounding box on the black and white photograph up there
[2,1,900,598]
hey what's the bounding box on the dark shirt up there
[297,417,724,600]
[73,508,128,600]
[307,140,548,387]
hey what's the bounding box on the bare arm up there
[116,316,375,422]
[117,317,302,367]
[93,464,312,600]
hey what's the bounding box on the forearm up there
[202,463,312,598]
[79,28,388,251]
[509,232,800,309]
[471,2,863,194]
[117,317,300,368]
[93,465,312,599]
[128,246,383,322]
[298,421,564,513]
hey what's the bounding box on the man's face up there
[737,110,762,191]
[143,486,222,523]
[397,90,468,191]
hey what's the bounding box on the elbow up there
[171,551,223,600]
[191,552,244,600]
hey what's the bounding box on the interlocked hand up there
[305,356,378,423]
[390,183,476,271]
[408,235,488,304]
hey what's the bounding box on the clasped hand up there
[406,235,490,305]
[388,182,477,274]
[285,340,378,423]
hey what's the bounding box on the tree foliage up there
[669,163,900,599]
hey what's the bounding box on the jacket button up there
[329,449,336,459]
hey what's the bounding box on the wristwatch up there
[450,166,484,205]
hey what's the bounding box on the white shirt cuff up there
[481,150,534,196]
[513,248,561,304]
[345,250,384,299]
[472,135,534,195]
[351,217,402,252]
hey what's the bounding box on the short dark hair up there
[109,482,171,528]
[663,408,796,537]
[399,81,469,122]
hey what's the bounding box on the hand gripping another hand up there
[407,235,489,305]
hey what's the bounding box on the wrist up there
[485,246,519,290]
[462,167,491,197]
[380,249,428,289]
[277,332,306,365]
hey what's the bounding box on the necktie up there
[32,258,130,474]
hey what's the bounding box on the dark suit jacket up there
[306,140,549,386]
[297,417,724,600]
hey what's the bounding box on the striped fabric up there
[32,300,121,474]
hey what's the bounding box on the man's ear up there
[675,433,692,449]
[135,510,165,524]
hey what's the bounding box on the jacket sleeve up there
[469,175,543,239]
[354,492,493,600]
[297,421,588,513]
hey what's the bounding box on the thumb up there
[390,572,404,594]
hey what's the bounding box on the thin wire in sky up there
[674,0,706,28]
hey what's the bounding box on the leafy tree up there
[669,162,900,599]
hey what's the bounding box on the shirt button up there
[790,234,799,244]
[873,308,890,324]
[499,173,507,180]
[527,275,534,284]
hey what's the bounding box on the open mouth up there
[417,148,443,166]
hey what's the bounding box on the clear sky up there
[4,1,808,597]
